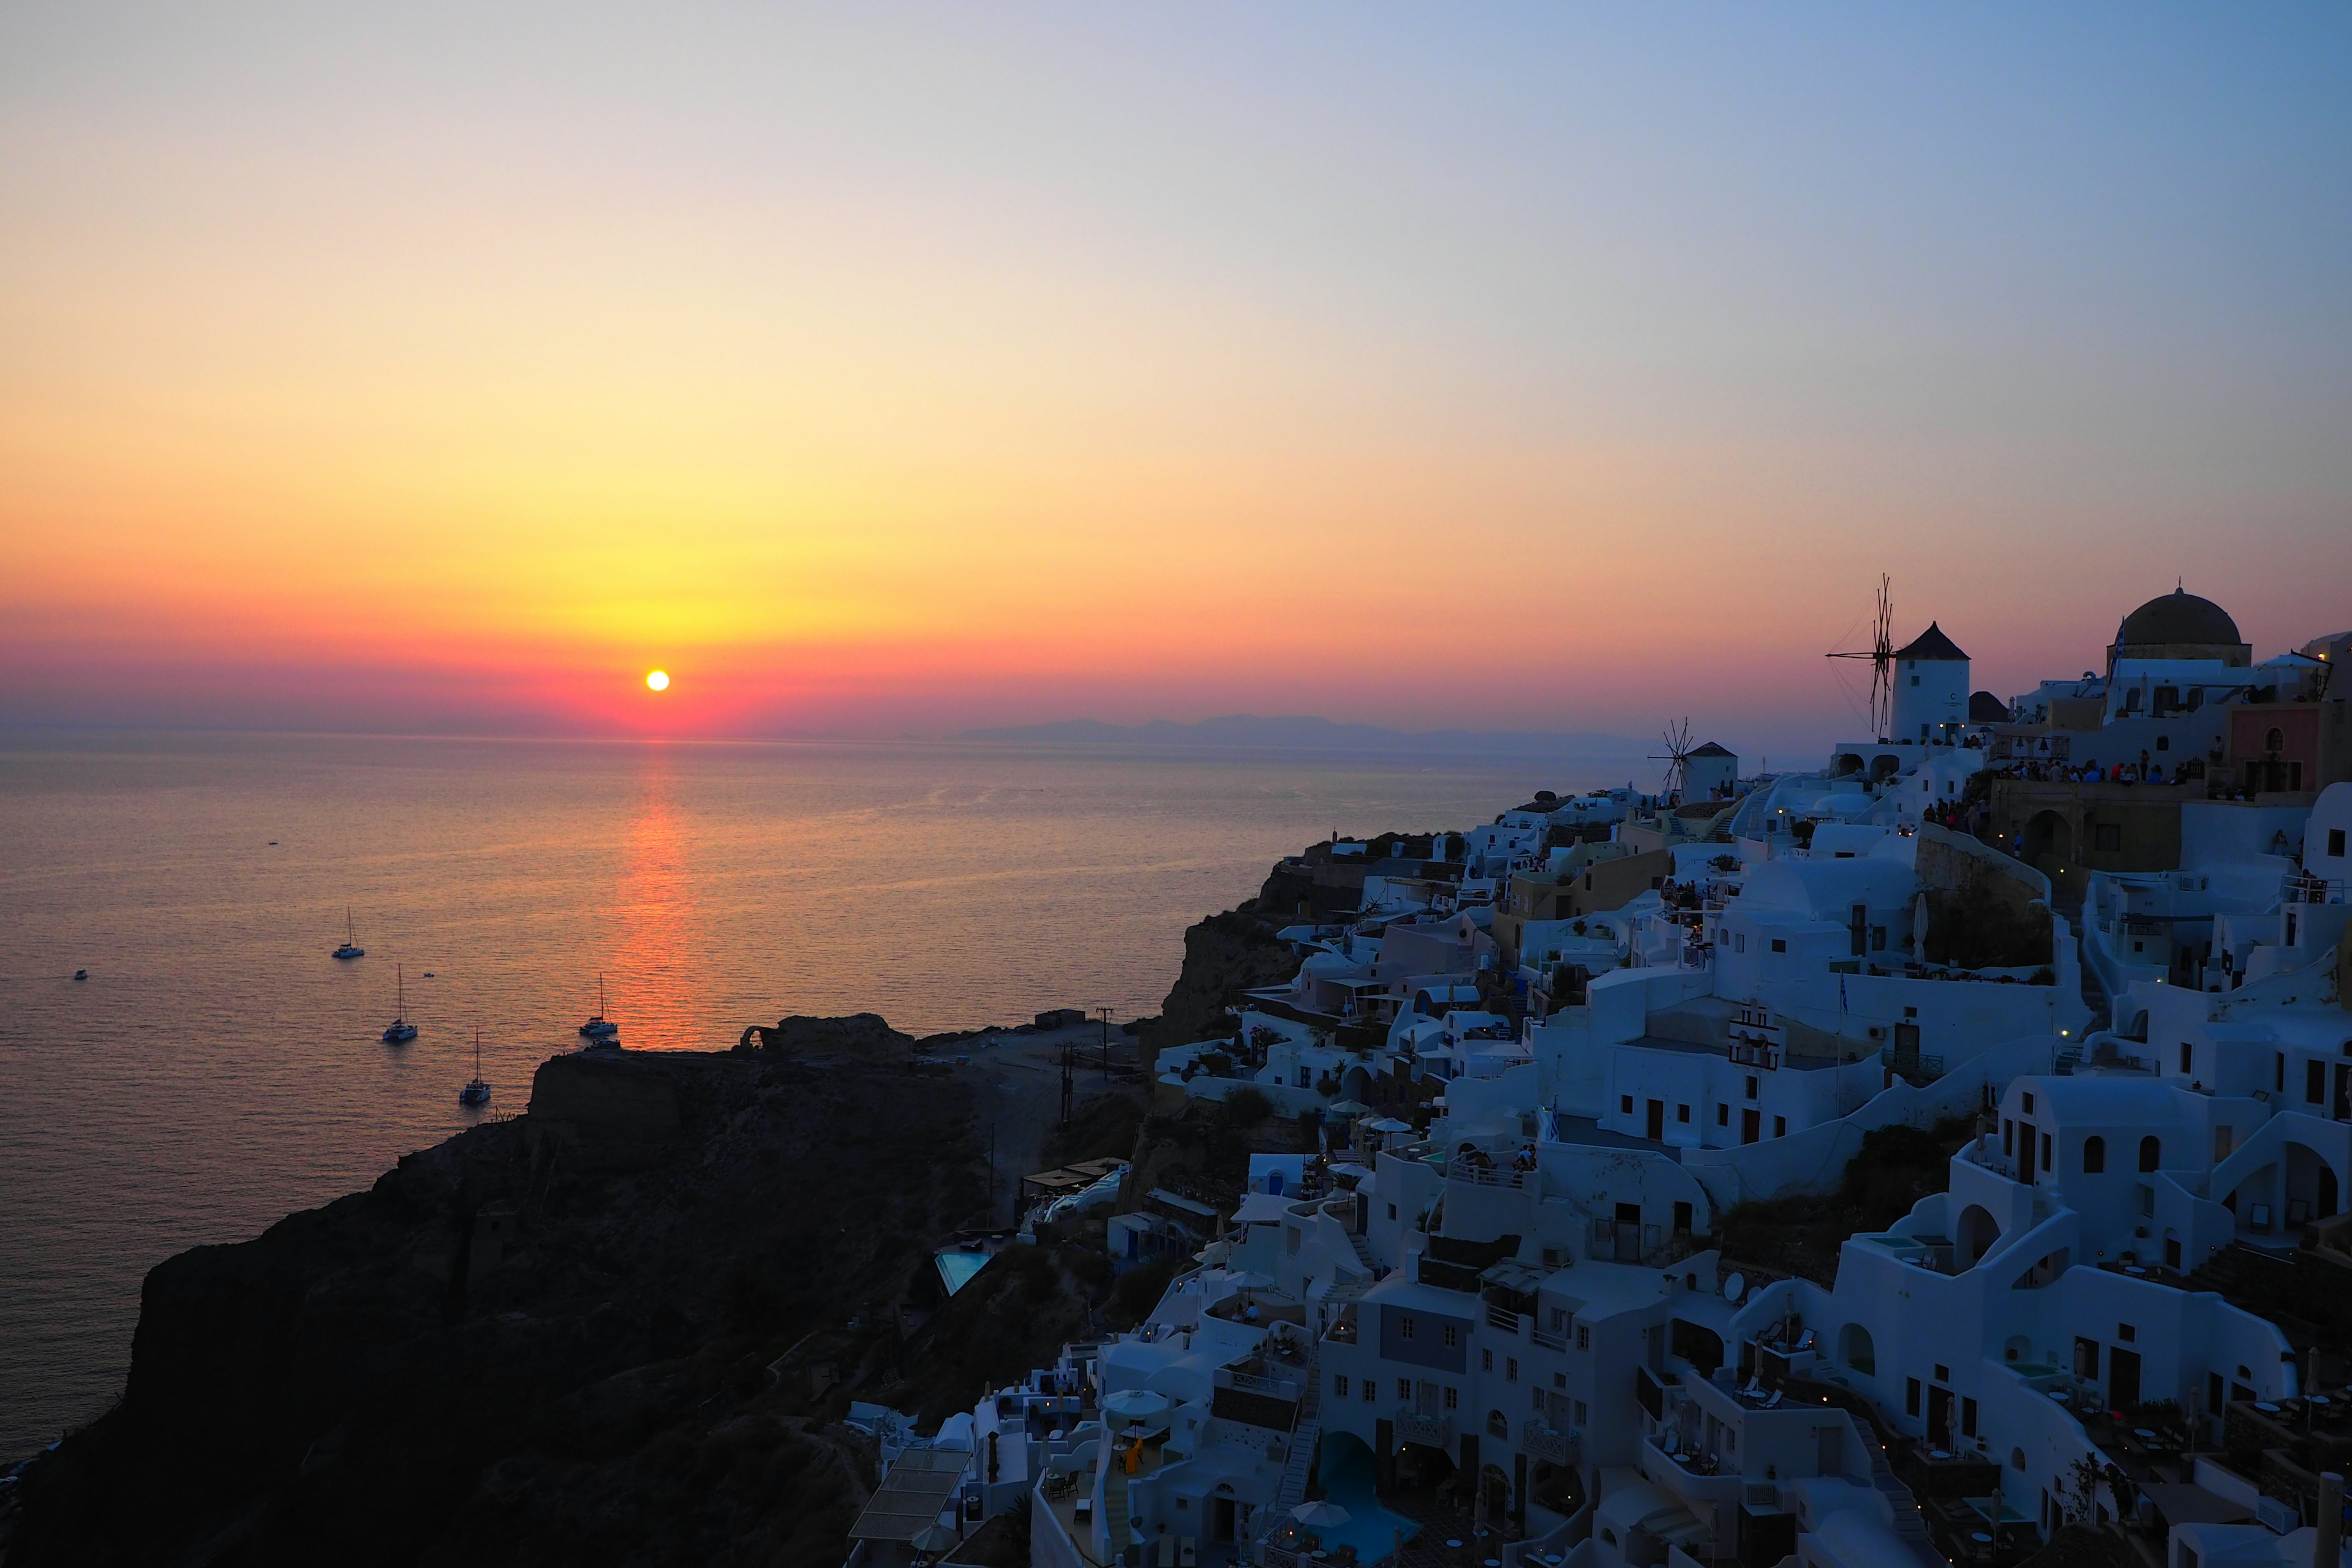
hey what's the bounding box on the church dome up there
[2117,589,2240,649]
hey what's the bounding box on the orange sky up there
[5,7,2348,752]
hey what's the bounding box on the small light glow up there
[646,670,670,692]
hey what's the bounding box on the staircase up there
[2051,883,2111,1036]
[1861,1431,1946,1567]
[1348,1232,1380,1275]
[1273,1355,1324,1517]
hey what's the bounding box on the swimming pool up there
[1310,1439,1421,1561]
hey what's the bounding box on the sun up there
[645,669,670,692]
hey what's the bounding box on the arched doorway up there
[2286,1143,2342,1225]
[1840,1322,1877,1375]
[2026,811,2072,876]
[1957,1204,2002,1270]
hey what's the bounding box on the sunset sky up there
[5,6,2349,753]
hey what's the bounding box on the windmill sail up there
[1826,575,1896,740]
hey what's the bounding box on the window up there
[2331,829,2346,859]
[1577,1324,1591,1351]
[1400,1315,1415,1340]
[1716,1104,1729,1126]
[1735,932,1747,953]
[2311,1060,2327,1104]
[1962,1397,1978,1437]
[1531,1387,1544,1411]
[2041,1131,2051,1170]
[2117,1323,2136,1343]
[1482,1349,1493,1372]
[2003,1120,2014,1155]
[2082,1136,2105,1174]
[1871,925,1887,951]
[1397,1379,1411,1401]
[2266,727,2285,753]
[1746,1076,1759,1100]
[1487,1410,1509,1438]
[2022,1092,2034,1114]
[1553,1371,1566,1389]
[1363,1380,1376,1403]
[1442,1324,1458,1349]
[1774,1115,1787,1137]
[1334,1374,1350,1398]
[2180,1042,2193,1074]
[1770,938,1787,954]
[1676,1103,1690,1123]
[1905,1378,1921,1417]
[1389,1203,1398,1221]
[1507,1357,1518,1382]
[1442,1386,1458,1411]
[1620,1095,1634,1114]
[2140,1136,2160,1172]
[1575,1400,1589,1425]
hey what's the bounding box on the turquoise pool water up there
[936,1251,992,1295]
[1311,1440,1420,1561]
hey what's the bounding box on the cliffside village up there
[848,591,2352,1568]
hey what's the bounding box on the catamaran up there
[332,908,364,961]
[381,965,418,1044]
[577,972,619,1040]
[458,1029,491,1108]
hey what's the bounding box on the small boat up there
[381,965,418,1044]
[458,1028,491,1108]
[73,969,87,982]
[577,972,619,1039]
[332,907,364,961]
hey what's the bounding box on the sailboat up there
[332,908,364,961]
[458,1028,491,1108]
[577,972,619,1040]
[380,965,418,1043]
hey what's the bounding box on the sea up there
[0,729,1640,1460]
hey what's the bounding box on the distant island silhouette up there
[958,713,1645,755]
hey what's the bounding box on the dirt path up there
[951,1022,1139,1226]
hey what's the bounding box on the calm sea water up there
[0,730,1634,1458]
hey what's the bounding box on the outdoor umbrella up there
[909,1523,960,1553]
[1292,1499,1352,1526]
[1329,1099,1373,1116]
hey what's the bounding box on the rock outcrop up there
[11,1030,984,1568]
[1136,899,1298,1054]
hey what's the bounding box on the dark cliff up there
[10,1036,985,1568]
[1135,887,1300,1055]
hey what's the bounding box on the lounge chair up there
[1763,1390,1783,1408]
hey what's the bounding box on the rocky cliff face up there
[11,1035,984,1568]
[1136,892,1300,1054]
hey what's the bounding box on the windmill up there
[1651,718,1697,802]
[1827,575,1896,741]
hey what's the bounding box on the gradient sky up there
[4,5,2349,754]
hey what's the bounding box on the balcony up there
[1523,1419,1578,1466]
[1447,1157,1533,1188]
[1395,1409,1455,1449]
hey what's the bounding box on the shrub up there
[1223,1088,1272,1127]
[1109,1256,1179,1325]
